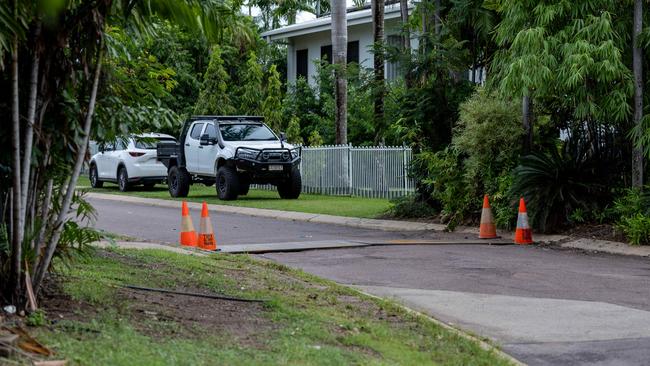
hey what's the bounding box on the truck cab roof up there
[188,116,264,124]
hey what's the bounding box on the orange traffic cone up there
[479,194,498,239]
[514,197,533,244]
[180,201,197,247]
[197,202,218,251]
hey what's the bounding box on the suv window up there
[204,124,217,139]
[135,137,176,149]
[189,123,204,140]
[115,139,126,151]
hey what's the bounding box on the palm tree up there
[632,0,643,187]
[331,0,347,144]
[400,0,410,50]
[372,0,385,144]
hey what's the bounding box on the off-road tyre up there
[216,166,239,200]
[89,164,103,188]
[277,168,301,199]
[238,175,251,196]
[118,166,129,192]
[168,165,190,197]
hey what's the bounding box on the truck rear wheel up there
[168,165,190,197]
[278,168,301,199]
[216,166,239,200]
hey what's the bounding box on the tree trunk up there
[522,95,533,154]
[332,0,347,144]
[434,0,441,36]
[400,0,410,50]
[33,42,104,294]
[632,0,644,188]
[372,0,385,144]
[10,37,23,305]
[21,22,41,227]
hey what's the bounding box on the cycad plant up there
[511,137,618,233]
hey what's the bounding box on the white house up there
[261,4,418,86]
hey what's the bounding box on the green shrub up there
[406,90,523,229]
[453,88,523,186]
[26,309,47,327]
[386,195,438,219]
[616,214,650,245]
[610,188,650,245]
[611,188,650,219]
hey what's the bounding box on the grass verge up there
[77,176,390,219]
[28,248,512,365]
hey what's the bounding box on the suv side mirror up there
[280,132,286,142]
[200,133,215,146]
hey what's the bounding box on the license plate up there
[269,165,283,171]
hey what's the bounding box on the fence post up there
[402,145,408,195]
[348,143,353,196]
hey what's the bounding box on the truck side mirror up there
[200,133,214,146]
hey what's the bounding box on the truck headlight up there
[290,149,299,160]
[237,149,258,160]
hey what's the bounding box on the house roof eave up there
[261,4,411,41]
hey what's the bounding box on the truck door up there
[198,123,220,175]
[185,122,204,173]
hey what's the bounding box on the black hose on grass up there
[123,285,267,303]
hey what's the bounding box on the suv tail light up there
[128,151,146,157]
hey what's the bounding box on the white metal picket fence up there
[253,144,415,199]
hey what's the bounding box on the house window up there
[296,49,308,80]
[319,41,359,64]
[386,35,402,80]
[320,45,332,64]
[347,41,359,64]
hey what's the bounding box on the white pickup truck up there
[157,116,302,200]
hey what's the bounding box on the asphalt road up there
[88,196,650,366]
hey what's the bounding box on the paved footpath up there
[88,194,650,366]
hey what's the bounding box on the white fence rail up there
[254,144,415,199]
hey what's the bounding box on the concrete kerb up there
[352,287,525,366]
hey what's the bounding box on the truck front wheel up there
[278,168,301,199]
[216,166,239,200]
[168,165,190,197]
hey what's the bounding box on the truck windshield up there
[219,124,277,141]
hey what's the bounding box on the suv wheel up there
[118,167,129,192]
[278,168,301,199]
[216,166,239,200]
[89,164,103,188]
[168,165,190,197]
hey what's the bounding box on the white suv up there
[89,133,176,191]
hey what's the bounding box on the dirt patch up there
[565,223,626,242]
[40,277,98,324]
[40,252,275,348]
[121,287,273,347]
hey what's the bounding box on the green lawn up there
[77,176,391,219]
[30,248,511,365]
